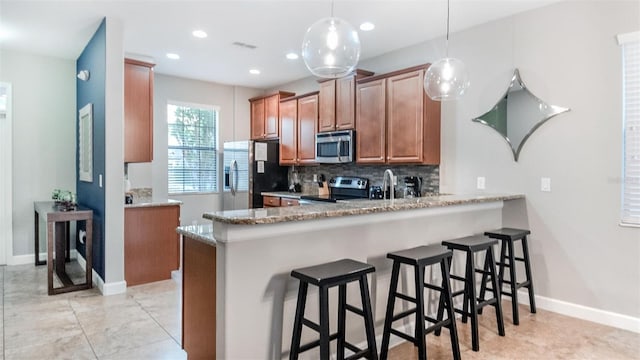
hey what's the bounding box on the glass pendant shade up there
[302,17,361,78]
[424,57,469,101]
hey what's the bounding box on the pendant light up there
[301,1,361,78]
[424,0,470,101]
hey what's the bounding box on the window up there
[167,102,218,194]
[619,31,640,226]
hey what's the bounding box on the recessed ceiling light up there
[360,22,375,31]
[166,53,180,60]
[249,69,261,75]
[286,52,299,60]
[192,30,208,39]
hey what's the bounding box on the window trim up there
[167,100,220,195]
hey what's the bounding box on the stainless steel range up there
[300,176,369,204]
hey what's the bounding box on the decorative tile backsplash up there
[291,164,439,195]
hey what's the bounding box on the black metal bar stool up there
[480,228,536,325]
[439,235,505,352]
[380,245,460,360]
[290,258,378,360]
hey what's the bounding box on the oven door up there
[315,130,354,163]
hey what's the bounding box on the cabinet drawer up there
[281,198,299,207]
[263,196,281,207]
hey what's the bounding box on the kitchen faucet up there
[382,169,395,201]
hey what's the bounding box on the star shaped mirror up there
[472,69,570,161]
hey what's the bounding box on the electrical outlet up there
[541,177,551,192]
[99,174,103,188]
[477,176,486,190]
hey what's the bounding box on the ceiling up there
[0,0,561,89]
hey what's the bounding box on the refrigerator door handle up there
[230,160,238,195]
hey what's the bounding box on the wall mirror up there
[78,103,93,182]
[472,69,570,161]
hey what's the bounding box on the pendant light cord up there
[331,0,334,17]
[445,0,450,57]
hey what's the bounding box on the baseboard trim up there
[10,250,78,266]
[519,290,640,334]
[76,252,127,296]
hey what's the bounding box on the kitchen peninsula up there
[181,193,525,359]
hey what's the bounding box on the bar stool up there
[380,245,460,360]
[440,235,505,352]
[480,228,536,325]
[290,258,378,360]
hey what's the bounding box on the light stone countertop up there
[125,198,182,208]
[203,193,524,225]
[176,224,215,246]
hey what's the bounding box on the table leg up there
[65,221,71,262]
[47,221,54,295]
[85,218,93,288]
[34,210,46,266]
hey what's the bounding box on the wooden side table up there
[34,201,93,295]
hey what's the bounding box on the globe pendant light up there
[301,1,361,78]
[424,0,470,101]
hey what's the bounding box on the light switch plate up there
[541,177,551,192]
[99,174,103,188]
[477,176,486,190]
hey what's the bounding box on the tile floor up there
[1,263,638,359]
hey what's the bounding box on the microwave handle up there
[337,139,342,162]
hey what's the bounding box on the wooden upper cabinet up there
[355,79,386,164]
[250,91,295,140]
[124,59,154,163]
[387,69,425,163]
[355,64,441,165]
[264,94,279,138]
[318,80,336,132]
[250,98,265,140]
[318,69,374,132]
[278,98,297,165]
[335,76,356,130]
[297,93,318,164]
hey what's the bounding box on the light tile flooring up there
[1,263,638,359]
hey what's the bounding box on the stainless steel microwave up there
[316,130,354,163]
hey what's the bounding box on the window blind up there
[167,103,218,194]
[620,32,640,225]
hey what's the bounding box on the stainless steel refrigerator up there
[223,140,289,210]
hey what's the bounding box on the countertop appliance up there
[315,130,354,163]
[300,176,369,204]
[403,176,423,198]
[223,140,288,210]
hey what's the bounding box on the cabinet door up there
[125,205,180,286]
[297,94,318,164]
[124,59,154,163]
[318,80,336,132]
[250,98,265,140]
[387,69,424,163]
[336,75,356,130]
[279,99,297,165]
[281,198,299,207]
[264,94,279,139]
[355,79,386,163]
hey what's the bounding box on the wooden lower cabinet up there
[263,195,299,207]
[263,195,281,207]
[124,205,180,286]
[182,236,216,359]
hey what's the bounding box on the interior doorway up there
[0,82,13,265]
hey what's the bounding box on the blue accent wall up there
[76,19,106,279]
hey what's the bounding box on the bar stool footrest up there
[298,333,340,353]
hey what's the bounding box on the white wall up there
[272,2,640,319]
[0,50,76,258]
[128,74,263,225]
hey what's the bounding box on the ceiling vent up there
[232,41,257,50]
